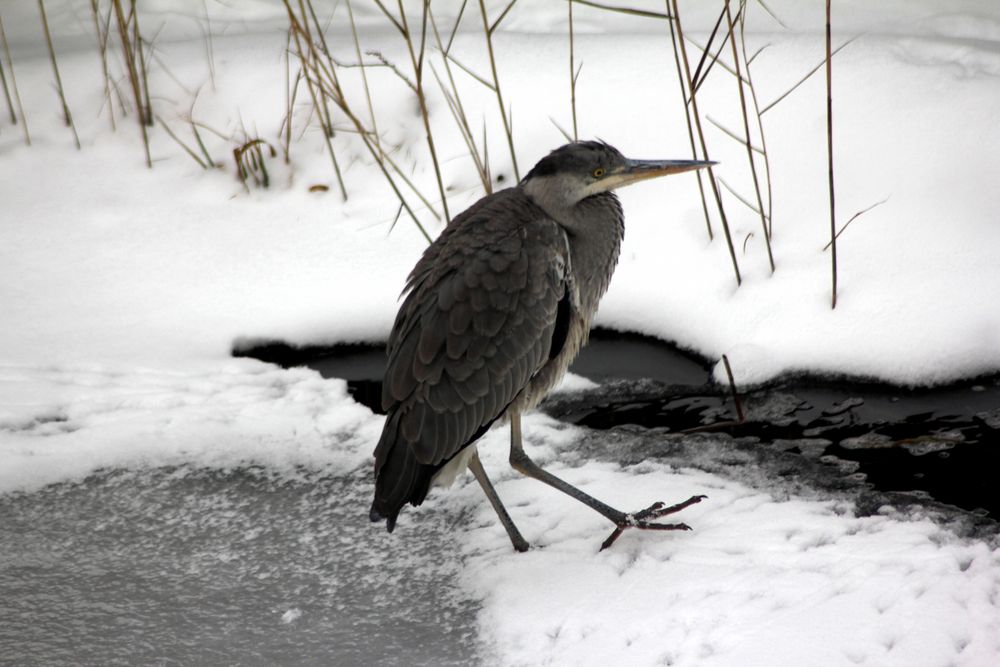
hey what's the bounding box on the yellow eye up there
[592,168,605,178]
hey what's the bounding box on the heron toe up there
[599,494,707,551]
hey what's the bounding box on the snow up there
[1,1,999,665]
[465,470,1000,666]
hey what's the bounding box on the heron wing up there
[379,188,569,467]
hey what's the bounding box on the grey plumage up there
[371,141,712,550]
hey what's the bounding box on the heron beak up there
[604,158,716,190]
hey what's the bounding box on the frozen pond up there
[0,465,482,666]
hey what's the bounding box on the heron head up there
[522,140,714,212]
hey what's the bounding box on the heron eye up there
[592,168,605,178]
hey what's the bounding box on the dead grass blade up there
[201,0,216,90]
[0,55,13,125]
[156,114,209,169]
[726,0,773,272]
[478,0,519,181]
[346,0,381,157]
[823,197,889,251]
[568,0,578,141]
[429,5,490,186]
[396,0,451,222]
[112,0,151,166]
[132,1,153,126]
[288,0,347,201]
[761,35,857,115]
[38,0,81,149]
[718,175,764,218]
[284,2,432,242]
[672,0,741,286]
[665,0,711,240]
[722,354,745,422]
[705,115,762,154]
[89,0,116,131]
[233,137,276,190]
[0,12,32,144]
[572,0,671,20]
[738,5,773,237]
[825,0,837,309]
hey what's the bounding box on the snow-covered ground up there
[1,1,999,665]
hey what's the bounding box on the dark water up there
[0,466,481,667]
[235,328,1000,522]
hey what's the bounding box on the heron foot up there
[599,495,707,551]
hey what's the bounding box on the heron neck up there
[565,192,624,315]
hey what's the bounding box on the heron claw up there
[599,495,707,551]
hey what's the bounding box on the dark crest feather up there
[521,140,624,183]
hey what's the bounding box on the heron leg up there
[507,410,705,549]
[469,450,530,552]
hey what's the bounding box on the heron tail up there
[370,411,434,533]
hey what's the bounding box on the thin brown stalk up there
[366,50,417,91]
[761,36,856,115]
[753,0,787,29]
[429,60,490,192]
[234,135,275,189]
[300,0,336,137]
[149,48,193,96]
[665,0,711,240]
[747,42,770,65]
[397,0,451,222]
[705,115,762,154]
[0,15,28,145]
[202,0,216,90]
[478,0,519,181]
[481,120,493,184]
[429,5,490,191]
[683,35,747,89]
[672,0,741,286]
[446,0,468,53]
[718,176,764,218]
[722,354,745,422]
[346,0,382,157]
[296,18,440,221]
[38,0,80,149]
[442,51,494,90]
[826,0,837,309]
[131,1,152,125]
[113,0,151,166]
[726,1,773,272]
[156,114,209,168]
[568,0,578,141]
[738,5,773,237]
[490,0,518,33]
[689,4,728,98]
[549,116,573,143]
[289,0,347,201]
[572,0,670,19]
[0,46,15,124]
[371,0,405,35]
[90,0,116,130]
[823,197,889,251]
[189,120,215,166]
[286,4,431,241]
[281,33,296,163]
[325,115,443,219]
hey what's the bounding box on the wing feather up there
[372,188,571,526]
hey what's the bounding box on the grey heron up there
[370,141,711,551]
